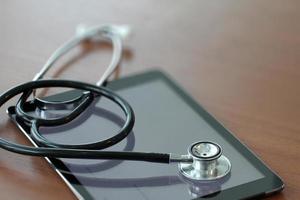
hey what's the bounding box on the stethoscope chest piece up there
[179,141,231,181]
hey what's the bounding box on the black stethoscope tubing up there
[0,79,170,163]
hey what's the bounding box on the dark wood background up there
[0,1,299,199]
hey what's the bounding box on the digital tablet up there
[7,70,284,199]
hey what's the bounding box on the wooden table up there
[0,1,299,199]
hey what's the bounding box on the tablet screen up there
[39,77,264,199]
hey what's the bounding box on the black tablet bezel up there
[7,70,284,200]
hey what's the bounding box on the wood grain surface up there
[0,1,299,199]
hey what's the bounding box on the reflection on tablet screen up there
[40,80,264,199]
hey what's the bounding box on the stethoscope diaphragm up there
[179,141,231,181]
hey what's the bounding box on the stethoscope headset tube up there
[18,25,128,124]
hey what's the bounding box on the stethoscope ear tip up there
[111,25,132,40]
[76,24,89,37]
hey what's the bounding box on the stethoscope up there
[0,24,231,182]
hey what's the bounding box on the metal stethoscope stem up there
[30,24,130,112]
[32,24,130,85]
